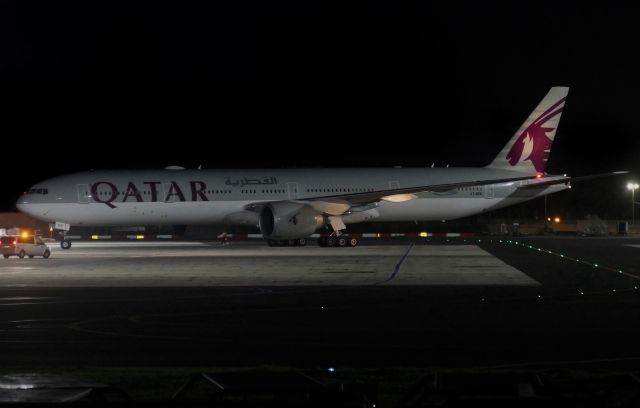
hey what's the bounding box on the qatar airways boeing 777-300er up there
[17,87,625,248]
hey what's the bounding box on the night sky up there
[2,2,638,216]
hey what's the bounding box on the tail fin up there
[488,86,569,174]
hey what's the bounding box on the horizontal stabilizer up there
[517,171,628,190]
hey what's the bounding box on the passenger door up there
[483,184,494,199]
[287,182,299,200]
[77,184,91,203]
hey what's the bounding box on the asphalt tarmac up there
[1,237,640,368]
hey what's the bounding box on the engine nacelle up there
[259,202,325,239]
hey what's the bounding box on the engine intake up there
[259,202,324,239]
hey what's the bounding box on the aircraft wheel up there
[326,237,337,247]
[348,237,359,247]
[297,238,307,247]
[18,250,26,259]
[337,237,347,247]
[60,240,72,250]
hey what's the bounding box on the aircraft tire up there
[18,250,26,259]
[337,237,347,247]
[326,237,337,247]
[61,240,72,250]
[348,237,358,247]
[297,238,307,247]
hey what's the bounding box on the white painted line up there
[51,241,209,248]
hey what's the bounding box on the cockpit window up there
[26,188,48,195]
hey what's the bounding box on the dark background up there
[1,1,638,217]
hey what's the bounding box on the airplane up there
[16,87,625,249]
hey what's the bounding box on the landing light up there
[554,217,561,223]
[419,232,428,238]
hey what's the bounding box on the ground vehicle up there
[1,235,51,259]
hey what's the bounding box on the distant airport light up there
[419,232,428,238]
[91,235,99,240]
[327,367,335,373]
[547,217,551,222]
[136,235,144,240]
[628,182,639,224]
[554,217,561,223]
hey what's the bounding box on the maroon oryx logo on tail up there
[506,97,566,173]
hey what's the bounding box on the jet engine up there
[259,202,325,239]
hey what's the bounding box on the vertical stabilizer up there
[488,87,569,174]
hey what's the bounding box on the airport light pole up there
[628,182,639,224]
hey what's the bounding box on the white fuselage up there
[16,167,568,228]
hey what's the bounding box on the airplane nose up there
[15,201,28,214]
[16,195,33,215]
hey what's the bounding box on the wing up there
[246,174,539,216]
[307,174,538,207]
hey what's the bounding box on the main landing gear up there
[266,238,308,247]
[266,235,359,247]
[317,235,358,247]
[60,239,72,250]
